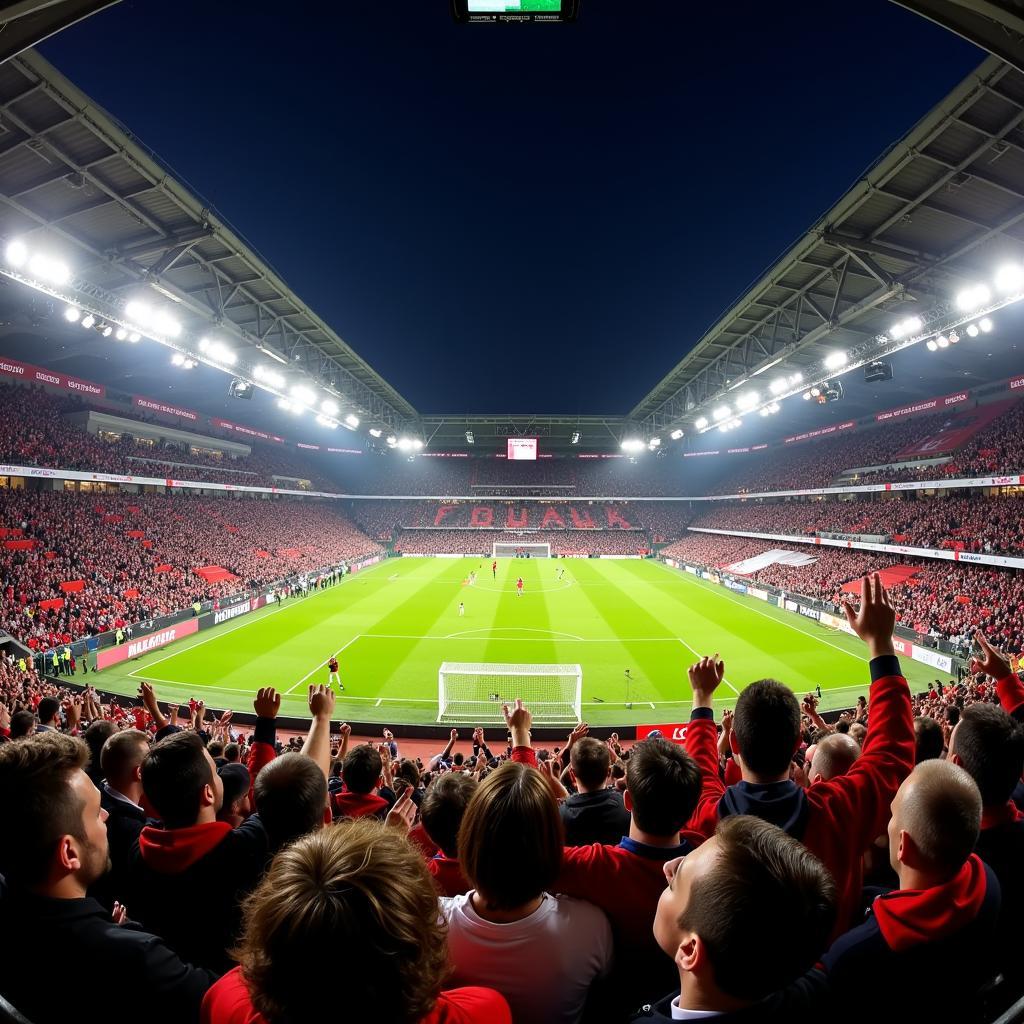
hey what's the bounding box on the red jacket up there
[995,673,1024,720]
[202,967,511,1024]
[685,655,914,932]
[427,855,471,897]
[330,790,389,820]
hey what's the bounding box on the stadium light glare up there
[125,301,152,325]
[735,391,759,411]
[100,325,113,338]
[321,399,339,415]
[649,437,661,448]
[712,405,731,422]
[824,351,847,370]
[620,439,645,453]
[398,437,413,451]
[465,430,475,444]
[253,365,285,388]
[790,372,803,385]
[937,335,950,349]
[369,428,383,438]
[926,339,938,352]
[128,332,140,343]
[966,323,980,338]
[995,264,1024,294]
[956,284,991,311]
[980,317,994,333]
[802,391,812,400]
[386,435,398,447]
[152,312,181,338]
[570,431,581,444]
[315,415,338,429]
[670,428,684,440]
[27,252,70,285]
[949,331,960,345]
[114,328,127,341]
[769,377,789,396]
[4,239,27,267]
[694,417,708,430]
[290,385,315,406]
[413,439,424,451]
[171,353,185,366]
[80,314,95,330]
[63,305,80,323]
[345,414,360,428]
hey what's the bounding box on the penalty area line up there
[284,634,364,695]
[678,637,740,696]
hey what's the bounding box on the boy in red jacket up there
[683,573,914,933]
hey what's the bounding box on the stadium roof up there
[0,49,418,433]
[630,53,1024,439]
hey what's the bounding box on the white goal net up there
[437,661,582,724]
[493,542,551,558]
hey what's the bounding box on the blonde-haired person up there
[440,699,613,1024]
[202,816,510,1024]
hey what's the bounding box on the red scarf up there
[873,853,988,953]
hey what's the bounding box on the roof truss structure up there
[630,54,1024,438]
[0,49,417,433]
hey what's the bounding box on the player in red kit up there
[327,654,343,691]
[492,560,497,578]
[516,576,524,597]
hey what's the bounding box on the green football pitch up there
[93,557,938,727]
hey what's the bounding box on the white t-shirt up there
[439,891,613,1024]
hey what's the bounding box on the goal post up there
[437,661,582,725]
[493,541,551,558]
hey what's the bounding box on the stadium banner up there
[132,396,199,422]
[664,558,677,569]
[0,355,105,397]
[636,723,687,743]
[910,644,953,674]
[686,527,1024,571]
[783,420,856,446]
[685,564,698,574]
[798,605,821,622]
[747,586,770,601]
[724,579,748,594]
[784,599,799,612]
[96,618,199,670]
[349,555,382,572]
[874,390,969,422]
[599,554,642,559]
[211,417,286,444]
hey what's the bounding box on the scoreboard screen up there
[452,0,580,22]
[507,437,538,461]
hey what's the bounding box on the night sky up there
[38,1,983,415]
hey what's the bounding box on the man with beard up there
[0,732,216,1024]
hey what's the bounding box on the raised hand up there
[307,684,336,720]
[566,722,589,747]
[111,902,128,926]
[502,698,532,734]
[539,758,569,801]
[339,722,352,739]
[384,789,416,832]
[970,630,1014,681]
[138,681,160,717]
[842,573,896,659]
[688,654,725,709]
[450,728,458,742]
[721,708,734,733]
[0,703,9,732]
[253,687,281,720]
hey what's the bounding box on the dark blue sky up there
[39,1,983,415]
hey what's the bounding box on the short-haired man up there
[255,752,328,852]
[419,771,477,896]
[683,575,914,933]
[122,729,269,972]
[560,735,630,846]
[331,745,391,820]
[89,728,150,907]
[807,733,860,784]
[0,733,216,1022]
[913,715,944,763]
[639,815,836,1021]
[35,695,60,732]
[948,700,1024,987]
[801,761,999,1020]
[555,737,703,1013]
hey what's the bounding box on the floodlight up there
[670,429,684,440]
[466,431,475,444]
[346,414,360,428]
[956,284,990,311]
[321,399,339,416]
[824,351,847,370]
[171,353,185,366]
[770,377,788,396]
[937,335,950,349]
[80,314,95,330]
[369,428,383,438]
[736,391,759,411]
[125,301,152,325]
[128,332,140,343]
[152,312,181,338]
[712,405,731,422]
[63,305,80,323]
[316,415,338,428]
[649,437,661,447]
[386,435,398,446]
[570,431,581,444]
[995,264,1024,294]
[412,439,424,450]
[980,317,994,333]
[926,339,938,352]
[803,391,812,400]
[100,325,113,338]
[4,240,27,267]
[694,417,708,430]
[620,439,645,452]
[790,373,803,385]
[290,385,315,406]
[966,324,980,338]
[114,328,127,341]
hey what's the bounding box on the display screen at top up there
[507,437,538,461]
[468,1,562,11]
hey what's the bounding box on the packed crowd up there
[0,384,330,489]
[0,489,381,648]
[394,529,651,557]
[688,493,1024,554]
[662,532,1024,653]
[1,577,1022,1024]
